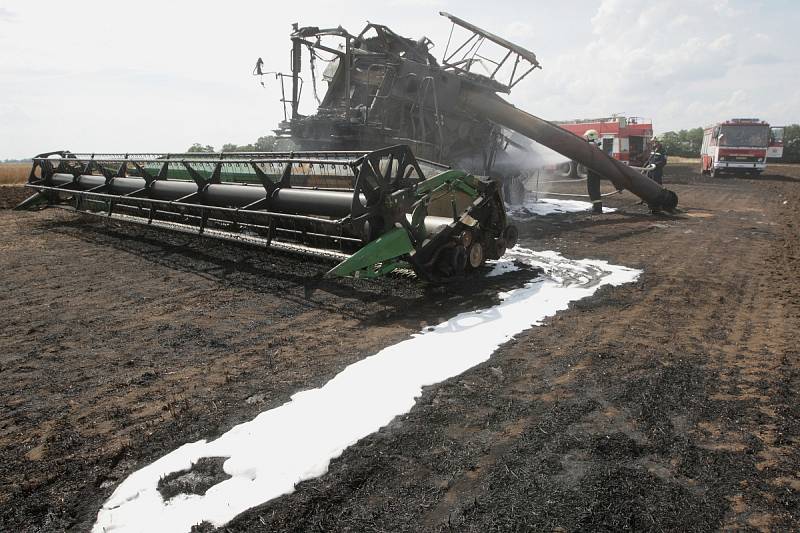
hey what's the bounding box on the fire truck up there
[768,126,785,161]
[551,116,654,177]
[700,118,774,176]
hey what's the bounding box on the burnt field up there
[1,162,799,531]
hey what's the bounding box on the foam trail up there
[93,248,640,532]
[508,197,616,218]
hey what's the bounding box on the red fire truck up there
[700,118,773,176]
[551,116,654,177]
[555,116,654,164]
[768,126,785,161]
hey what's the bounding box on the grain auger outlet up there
[19,146,517,281]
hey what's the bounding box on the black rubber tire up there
[452,245,467,273]
[467,242,485,269]
[503,225,519,249]
[435,245,467,278]
[568,160,579,179]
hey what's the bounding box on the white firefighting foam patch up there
[93,248,639,533]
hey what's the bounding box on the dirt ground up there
[0,185,30,209]
[1,162,798,532]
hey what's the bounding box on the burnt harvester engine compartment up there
[274,13,540,176]
[266,12,678,211]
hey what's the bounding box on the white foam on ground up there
[508,197,616,218]
[93,248,640,533]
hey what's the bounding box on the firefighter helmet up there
[584,129,599,142]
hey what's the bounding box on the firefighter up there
[583,129,604,214]
[646,139,668,185]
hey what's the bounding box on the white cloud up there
[712,0,743,16]
[514,0,799,134]
[0,7,16,21]
[505,21,532,39]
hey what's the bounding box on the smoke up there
[498,131,568,167]
[490,130,573,203]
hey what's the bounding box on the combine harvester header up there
[20,146,516,281]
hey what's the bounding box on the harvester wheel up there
[467,242,485,269]
[503,225,519,249]
[435,245,468,278]
[452,245,468,273]
[487,238,507,260]
[459,229,474,248]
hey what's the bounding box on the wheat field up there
[0,163,30,185]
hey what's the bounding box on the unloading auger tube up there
[459,87,679,211]
[18,145,517,282]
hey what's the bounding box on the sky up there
[0,0,798,159]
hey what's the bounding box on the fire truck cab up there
[768,126,785,161]
[701,119,770,177]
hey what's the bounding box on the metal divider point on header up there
[19,145,517,282]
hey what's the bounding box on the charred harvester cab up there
[263,13,542,181]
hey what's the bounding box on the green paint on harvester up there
[327,227,415,278]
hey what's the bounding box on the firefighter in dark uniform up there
[583,129,604,214]
[646,139,668,185]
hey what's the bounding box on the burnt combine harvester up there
[20,12,677,282]
[21,146,515,281]
[266,12,678,211]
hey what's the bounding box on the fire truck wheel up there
[567,160,578,179]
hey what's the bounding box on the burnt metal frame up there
[439,11,541,93]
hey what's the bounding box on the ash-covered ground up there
[0,162,798,531]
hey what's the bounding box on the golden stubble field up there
[0,163,29,185]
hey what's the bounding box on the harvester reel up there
[19,145,516,283]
